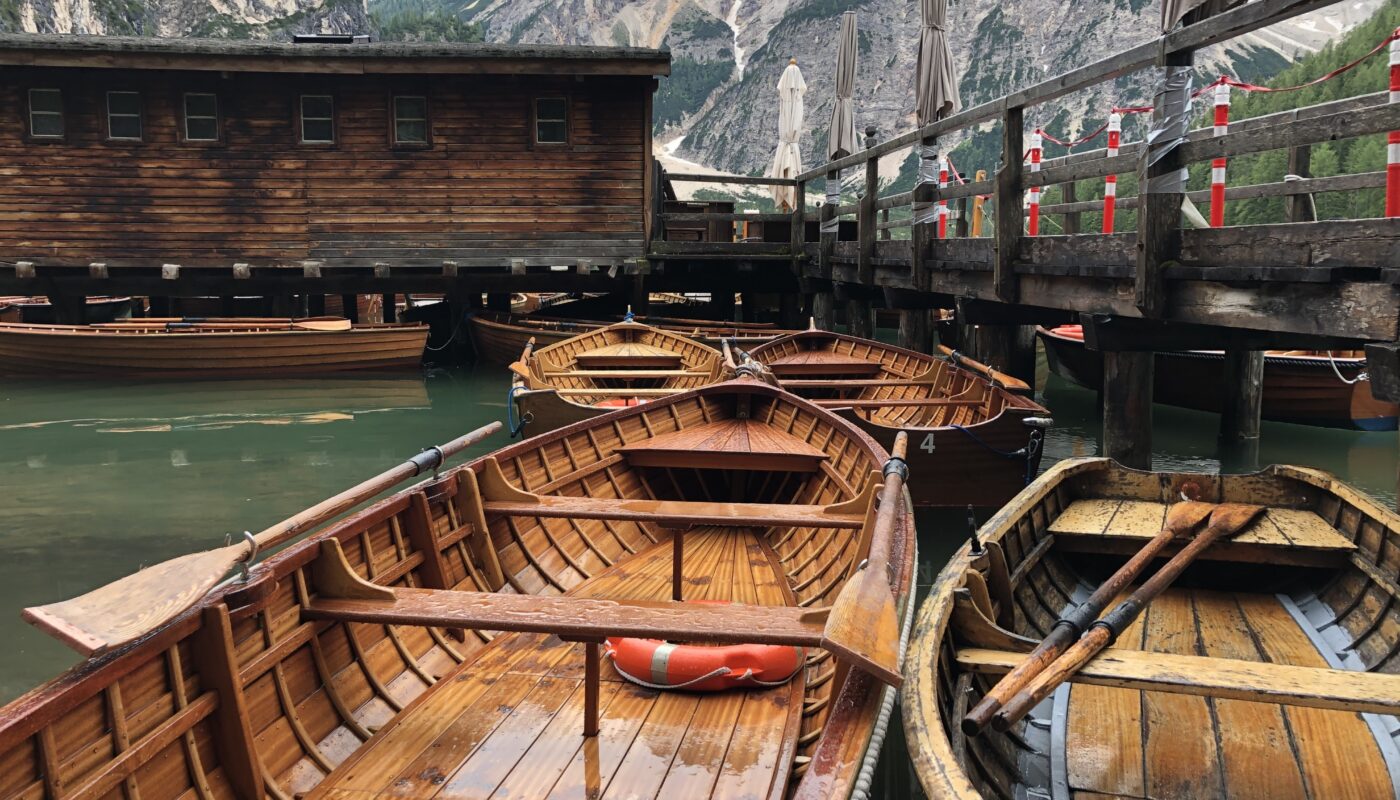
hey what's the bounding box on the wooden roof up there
[0,34,671,76]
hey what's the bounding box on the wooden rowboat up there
[744,329,1051,508]
[1039,324,1399,431]
[1,380,915,799]
[469,311,797,365]
[903,457,1400,799]
[509,320,731,437]
[0,319,428,377]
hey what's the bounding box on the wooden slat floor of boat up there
[307,526,801,799]
[1049,499,1356,559]
[1065,588,1394,800]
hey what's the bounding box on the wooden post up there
[629,276,650,317]
[814,168,839,331]
[1135,58,1192,316]
[583,641,601,737]
[1219,348,1263,469]
[1285,144,1314,222]
[712,289,734,323]
[955,195,970,238]
[849,126,878,340]
[382,293,398,323]
[901,133,938,353]
[788,178,808,330]
[341,294,360,324]
[994,107,1024,302]
[1062,181,1080,235]
[309,293,326,317]
[1102,351,1153,470]
[486,293,511,313]
[880,208,891,240]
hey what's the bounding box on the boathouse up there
[0,35,669,270]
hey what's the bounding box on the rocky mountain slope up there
[0,0,1381,177]
[453,0,1381,176]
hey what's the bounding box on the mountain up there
[0,0,1383,178]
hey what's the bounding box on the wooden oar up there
[23,422,503,657]
[989,502,1267,731]
[961,498,1214,736]
[821,432,909,688]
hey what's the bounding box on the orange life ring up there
[605,625,803,693]
[593,397,650,408]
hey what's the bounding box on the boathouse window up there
[392,95,429,145]
[534,97,568,144]
[27,89,63,139]
[300,94,335,144]
[106,91,142,141]
[183,93,219,141]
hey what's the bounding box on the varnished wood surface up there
[902,458,1400,800]
[0,321,428,376]
[468,312,793,367]
[0,381,915,800]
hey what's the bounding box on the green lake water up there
[0,354,1394,789]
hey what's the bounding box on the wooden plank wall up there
[0,69,649,268]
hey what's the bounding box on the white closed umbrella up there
[770,58,806,210]
[828,11,859,160]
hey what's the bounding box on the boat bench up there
[303,538,896,739]
[955,646,1400,716]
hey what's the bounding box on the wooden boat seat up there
[765,351,883,377]
[541,369,711,379]
[955,646,1400,716]
[573,342,684,369]
[1048,499,1357,566]
[476,456,872,529]
[303,527,815,799]
[616,418,831,471]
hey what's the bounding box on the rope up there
[423,312,464,352]
[506,384,532,437]
[949,424,1042,486]
[1326,351,1368,385]
[607,658,801,690]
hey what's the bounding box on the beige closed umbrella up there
[828,11,859,160]
[770,58,806,211]
[916,0,959,127]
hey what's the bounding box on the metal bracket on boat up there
[881,456,908,481]
[411,445,446,479]
[231,531,258,582]
[1022,417,1053,429]
[966,505,984,555]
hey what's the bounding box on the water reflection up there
[0,368,513,700]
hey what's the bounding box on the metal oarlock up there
[409,444,446,478]
[234,531,258,582]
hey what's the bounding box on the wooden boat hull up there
[0,321,428,377]
[1039,326,1398,431]
[749,330,1050,508]
[470,311,793,366]
[0,381,915,800]
[903,458,1400,799]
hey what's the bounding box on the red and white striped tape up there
[937,155,950,238]
[1388,37,1398,218]
[1211,83,1230,227]
[1103,112,1120,233]
[1028,129,1043,236]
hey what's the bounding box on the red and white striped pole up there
[1387,37,1399,218]
[937,155,950,238]
[1028,129,1043,236]
[1210,82,1230,227]
[1103,112,1121,233]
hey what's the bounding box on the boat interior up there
[513,322,729,405]
[0,384,912,800]
[914,461,1400,800]
[749,332,1034,428]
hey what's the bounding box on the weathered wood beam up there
[850,127,879,339]
[815,169,839,331]
[664,173,796,186]
[994,107,1024,302]
[1102,350,1153,470]
[1081,313,1369,351]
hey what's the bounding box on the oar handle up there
[993,623,1114,730]
[962,623,1079,735]
[248,421,503,553]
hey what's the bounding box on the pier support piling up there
[847,127,878,340]
[1103,350,1154,470]
[814,168,839,332]
[341,294,360,324]
[1219,348,1264,469]
[47,294,87,325]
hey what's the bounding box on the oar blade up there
[822,572,902,688]
[1208,503,1268,538]
[293,319,353,332]
[1165,500,1214,535]
[22,545,243,656]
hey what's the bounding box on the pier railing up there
[654,0,1400,346]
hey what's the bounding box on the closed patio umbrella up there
[770,58,806,210]
[916,0,959,127]
[828,11,859,160]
